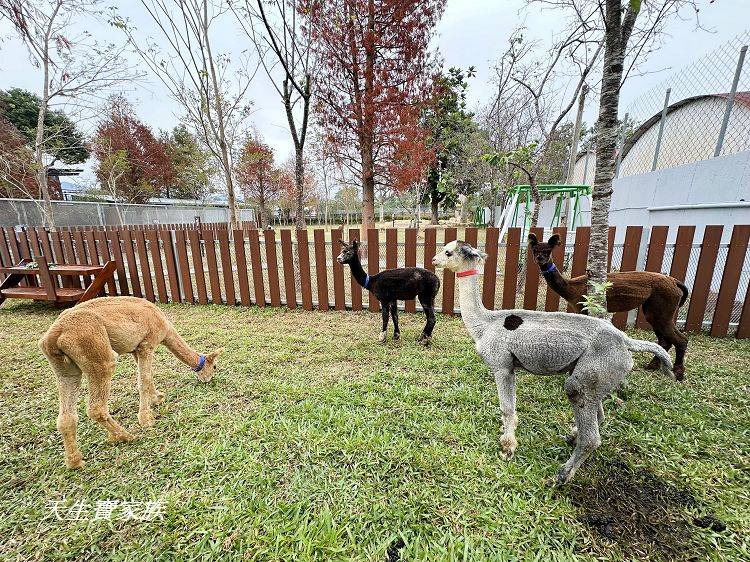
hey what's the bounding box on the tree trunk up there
[361,141,376,231]
[430,195,439,225]
[294,145,306,228]
[202,0,238,229]
[359,0,376,233]
[35,59,54,229]
[529,176,542,229]
[588,0,630,318]
[258,189,268,228]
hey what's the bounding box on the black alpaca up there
[337,239,440,344]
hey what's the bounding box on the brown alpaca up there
[38,296,223,469]
[528,233,689,380]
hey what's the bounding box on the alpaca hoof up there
[644,359,660,371]
[674,365,685,381]
[378,331,387,343]
[152,391,165,406]
[138,411,156,428]
[549,468,572,488]
[65,454,85,469]
[500,435,517,460]
[393,333,400,342]
[418,336,432,347]
[109,431,135,443]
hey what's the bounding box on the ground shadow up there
[565,458,724,560]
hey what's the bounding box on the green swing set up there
[501,184,591,234]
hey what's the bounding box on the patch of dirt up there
[566,459,725,560]
[386,537,405,562]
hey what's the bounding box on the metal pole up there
[614,113,629,178]
[715,45,747,157]
[651,88,671,171]
[581,152,591,185]
[562,84,588,226]
[565,84,588,183]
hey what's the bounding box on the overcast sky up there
[0,0,747,186]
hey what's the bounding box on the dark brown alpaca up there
[528,233,689,380]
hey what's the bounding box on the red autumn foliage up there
[236,136,279,227]
[93,97,174,203]
[0,115,62,199]
[306,0,443,228]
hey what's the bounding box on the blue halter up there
[364,274,370,289]
[193,355,206,372]
[541,262,557,274]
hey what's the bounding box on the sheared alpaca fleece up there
[39,296,223,469]
[432,240,673,486]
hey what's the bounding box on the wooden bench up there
[0,256,117,306]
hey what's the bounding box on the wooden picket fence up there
[1,223,749,338]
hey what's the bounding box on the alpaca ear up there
[528,233,538,246]
[547,234,561,247]
[352,240,360,249]
[207,348,224,362]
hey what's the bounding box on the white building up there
[569,92,750,183]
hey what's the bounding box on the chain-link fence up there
[616,31,750,178]
[0,198,255,228]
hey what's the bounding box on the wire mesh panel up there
[620,31,750,177]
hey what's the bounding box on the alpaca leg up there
[554,400,601,486]
[85,364,134,443]
[390,302,400,341]
[134,347,158,427]
[417,294,436,345]
[379,301,390,343]
[42,344,85,468]
[665,324,688,381]
[56,370,84,469]
[492,365,518,460]
[649,305,687,380]
[643,305,673,370]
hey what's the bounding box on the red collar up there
[456,269,478,278]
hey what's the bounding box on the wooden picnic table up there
[0,256,117,306]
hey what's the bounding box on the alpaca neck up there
[456,273,490,341]
[347,256,369,288]
[163,328,201,369]
[542,263,572,299]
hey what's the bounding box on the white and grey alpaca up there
[432,241,673,486]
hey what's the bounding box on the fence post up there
[97,203,105,226]
[614,113,629,178]
[652,88,671,171]
[714,45,747,157]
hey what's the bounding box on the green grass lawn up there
[1,300,748,561]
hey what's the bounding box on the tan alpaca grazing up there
[38,296,223,469]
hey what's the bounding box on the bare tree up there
[233,0,315,228]
[113,0,258,228]
[531,0,700,315]
[0,0,136,228]
[486,23,603,228]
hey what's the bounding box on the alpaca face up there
[336,240,360,264]
[528,233,560,267]
[432,241,486,271]
[196,348,224,383]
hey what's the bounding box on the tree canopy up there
[422,67,484,223]
[164,125,214,201]
[92,97,174,204]
[0,88,89,165]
